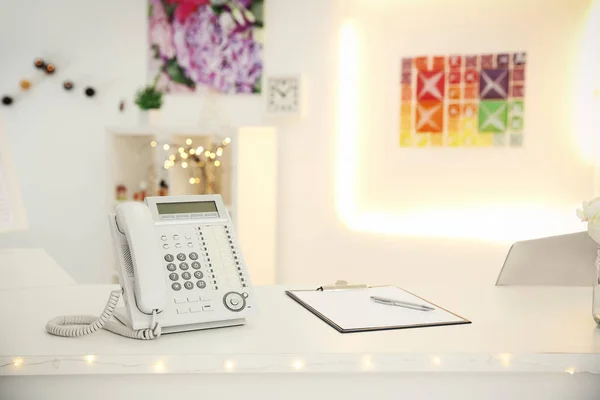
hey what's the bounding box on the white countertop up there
[1,284,599,375]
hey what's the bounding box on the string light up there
[85,355,95,365]
[195,178,200,183]
[432,357,441,366]
[214,160,221,167]
[499,353,511,367]
[169,155,176,161]
[189,148,196,155]
[178,147,185,153]
[204,150,211,157]
[181,153,188,159]
[209,153,216,159]
[189,178,195,184]
[292,360,304,370]
[150,141,157,147]
[224,360,235,371]
[186,138,192,145]
[216,147,223,156]
[196,146,204,153]
[13,358,23,367]
[565,367,576,375]
[163,144,170,151]
[169,160,175,167]
[181,162,188,168]
[223,137,231,145]
[153,361,165,372]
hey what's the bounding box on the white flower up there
[576,197,600,222]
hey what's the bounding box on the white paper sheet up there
[290,286,467,331]
[0,119,27,232]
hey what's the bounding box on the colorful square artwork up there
[478,100,508,133]
[480,69,509,99]
[417,70,445,101]
[416,101,444,133]
[399,52,526,148]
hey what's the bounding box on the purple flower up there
[173,6,262,93]
[149,0,176,59]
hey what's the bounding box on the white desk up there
[1,284,599,400]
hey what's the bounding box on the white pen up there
[370,296,435,311]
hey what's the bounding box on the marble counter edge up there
[1,353,599,376]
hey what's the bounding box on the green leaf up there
[135,86,163,110]
[211,4,227,15]
[252,76,262,93]
[151,44,160,59]
[148,3,153,17]
[162,0,176,21]
[164,59,195,88]
[250,1,263,25]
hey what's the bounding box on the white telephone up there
[46,195,255,339]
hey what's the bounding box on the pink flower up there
[167,0,211,22]
[173,6,262,93]
[149,0,176,59]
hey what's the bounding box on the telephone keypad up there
[161,223,250,309]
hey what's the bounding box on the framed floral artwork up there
[148,0,264,94]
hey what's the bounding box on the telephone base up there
[113,308,246,334]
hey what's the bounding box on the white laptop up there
[496,232,596,286]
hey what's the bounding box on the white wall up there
[0,0,596,287]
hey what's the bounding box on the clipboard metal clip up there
[317,280,368,291]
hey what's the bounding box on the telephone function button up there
[242,292,249,298]
[174,297,187,304]
[164,254,174,262]
[187,242,193,248]
[173,234,179,240]
[160,235,167,241]
[182,272,191,280]
[196,280,207,289]
[171,283,182,291]
[166,263,176,272]
[175,243,182,249]
[179,262,189,270]
[185,235,191,239]
[194,271,204,279]
[177,253,186,261]
[189,252,198,260]
[223,292,246,312]
[191,261,201,269]
[163,244,170,249]
[169,273,179,281]
[184,281,194,290]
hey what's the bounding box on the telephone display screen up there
[157,201,218,215]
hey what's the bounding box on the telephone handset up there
[46,195,256,340]
[115,202,166,314]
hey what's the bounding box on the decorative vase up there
[139,109,162,126]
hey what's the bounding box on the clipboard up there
[286,281,471,333]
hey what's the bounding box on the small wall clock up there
[266,76,301,116]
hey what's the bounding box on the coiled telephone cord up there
[45,290,162,340]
